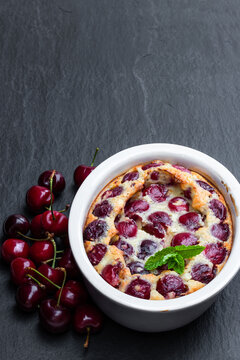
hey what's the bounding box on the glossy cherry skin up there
[16,280,46,312]
[37,264,64,292]
[29,240,54,264]
[38,170,65,195]
[39,299,71,333]
[3,214,30,237]
[26,186,54,213]
[1,239,29,263]
[41,211,68,236]
[58,249,80,279]
[30,214,45,238]
[55,280,88,309]
[74,165,95,188]
[74,304,103,334]
[10,257,36,286]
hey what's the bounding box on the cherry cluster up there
[1,149,102,348]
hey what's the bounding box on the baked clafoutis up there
[83,161,232,300]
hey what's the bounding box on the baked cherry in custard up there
[84,160,232,300]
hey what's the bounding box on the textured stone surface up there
[1,0,240,359]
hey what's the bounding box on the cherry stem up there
[49,170,56,220]
[56,250,64,253]
[57,204,70,213]
[27,267,61,289]
[17,231,54,242]
[56,268,67,307]
[90,147,99,167]
[43,257,62,264]
[84,327,91,349]
[51,238,57,269]
[26,274,45,289]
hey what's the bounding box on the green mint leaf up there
[144,245,205,273]
[174,245,205,258]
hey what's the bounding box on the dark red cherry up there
[172,165,191,173]
[168,197,189,212]
[148,211,172,228]
[138,240,157,260]
[114,239,133,256]
[26,186,54,213]
[157,274,188,298]
[74,166,95,188]
[124,200,149,217]
[38,170,65,194]
[3,214,30,237]
[30,214,45,238]
[122,171,139,183]
[204,243,227,264]
[16,280,46,312]
[39,298,71,333]
[191,263,214,283]
[142,162,163,170]
[128,261,149,275]
[183,188,192,200]
[37,264,64,292]
[211,223,230,241]
[41,210,68,236]
[87,244,107,266]
[83,220,107,240]
[92,200,112,218]
[179,212,202,231]
[101,186,123,200]
[143,184,168,202]
[74,303,103,334]
[10,257,36,286]
[197,180,215,193]
[58,248,80,279]
[29,241,54,264]
[143,223,165,239]
[55,280,88,309]
[116,219,137,238]
[1,239,29,263]
[209,199,227,221]
[101,263,122,287]
[171,232,198,247]
[150,171,159,181]
[125,278,151,299]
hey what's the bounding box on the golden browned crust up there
[83,161,233,300]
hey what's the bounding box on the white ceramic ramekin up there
[69,144,240,332]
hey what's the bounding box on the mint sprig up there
[144,245,205,274]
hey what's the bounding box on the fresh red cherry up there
[16,280,46,312]
[3,214,30,237]
[168,197,189,212]
[156,274,188,298]
[1,239,29,263]
[39,298,71,333]
[29,240,54,264]
[37,264,64,292]
[30,214,45,238]
[55,280,88,309]
[74,148,99,188]
[38,170,65,195]
[125,278,151,299]
[74,304,103,348]
[87,244,107,266]
[41,210,68,236]
[10,257,36,286]
[26,186,54,213]
[171,232,198,246]
[101,263,122,287]
[58,248,80,279]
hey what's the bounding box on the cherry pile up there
[1,148,103,348]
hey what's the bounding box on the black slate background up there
[1,0,240,359]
